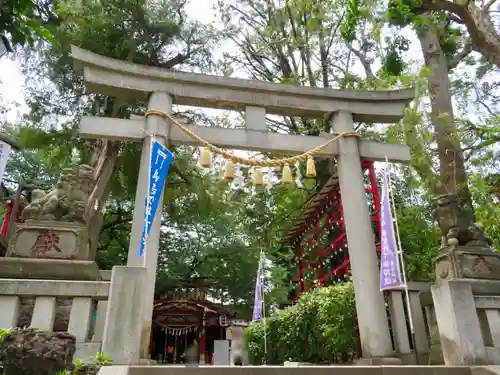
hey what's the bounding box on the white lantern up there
[219,314,228,327]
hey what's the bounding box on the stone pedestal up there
[435,246,500,283]
[432,245,500,366]
[1,220,99,281]
[7,220,91,260]
[0,257,100,281]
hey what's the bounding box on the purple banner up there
[380,166,404,290]
[252,257,264,321]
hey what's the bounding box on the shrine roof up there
[283,174,340,245]
[153,298,233,316]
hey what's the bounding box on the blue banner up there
[137,139,174,257]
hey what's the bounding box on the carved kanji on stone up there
[30,230,62,255]
[474,256,491,277]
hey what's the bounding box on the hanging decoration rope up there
[144,109,360,185]
[162,325,198,336]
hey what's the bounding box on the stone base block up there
[75,342,103,363]
[102,266,146,365]
[139,359,157,365]
[471,366,500,375]
[435,246,500,283]
[355,357,402,366]
[0,257,101,280]
[395,352,430,365]
[7,220,91,260]
[95,365,473,375]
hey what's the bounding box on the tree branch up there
[447,40,473,70]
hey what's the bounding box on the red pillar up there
[199,309,207,363]
[297,242,305,293]
[1,200,13,238]
[1,199,26,238]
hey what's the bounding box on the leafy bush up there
[0,329,12,374]
[245,283,356,364]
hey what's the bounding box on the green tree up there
[2,0,266,315]
[245,283,356,364]
[386,0,500,68]
[0,0,56,48]
[339,0,500,243]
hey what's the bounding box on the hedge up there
[244,282,356,365]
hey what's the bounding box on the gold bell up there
[254,167,264,187]
[224,159,235,180]
[306,156,317,178]
[200,147,212,168]
[282,163,293,184]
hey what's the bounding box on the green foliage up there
[0,329,10,343]
[397,205,440,281]
[94,352,112,366]
[470,174,500,249]
[68,352,112,375]
[388,170,441,281]
[0,0,56,47]
[341,0,362,43]
[380,36,410,77]
[386,0,423,26]
[0,329,12,374]
[439,27,463,60]
[245,283,356,364]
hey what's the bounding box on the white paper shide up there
[0,140,12,184]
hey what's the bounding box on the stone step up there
[96,365,491,375]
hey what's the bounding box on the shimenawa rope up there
[144,109,359,168]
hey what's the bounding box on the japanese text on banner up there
[252,255,264,321]
[137,140,174,257]
[379,166,404,290]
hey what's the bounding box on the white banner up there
[0,140,12,185]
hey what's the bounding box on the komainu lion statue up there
[23,164,95,223]
[432,193,493,248]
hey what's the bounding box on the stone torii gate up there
[71,46,413,364]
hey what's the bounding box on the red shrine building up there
[150,286,235,364]
[283,161,381,355]
[285,161,381,296]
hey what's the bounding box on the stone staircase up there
[97,366,499,375]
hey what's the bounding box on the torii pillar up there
[126,91,172,358]
[333,111,394,360]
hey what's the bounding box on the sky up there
[0,0,488,176]
[0,0,220,123]
[0,0,428,125]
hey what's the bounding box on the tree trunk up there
[418,21,474,220]
[86,139,121,259]
[85,99,123,260]
[420,0,500,67]
[466,2,500,67]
